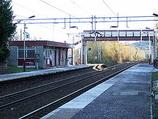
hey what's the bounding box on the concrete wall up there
[81,40,87,64]
[8,46,18,67]
[55,48,59,67]
[8,45,68,69]
[35,46,44,69]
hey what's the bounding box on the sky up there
[11,0,158,43]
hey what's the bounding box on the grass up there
[152,72,158,119]
[152,72,158,81]
[7,66,36,73]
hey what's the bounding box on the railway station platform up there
[0,65,93,82]
[42,63,157,119]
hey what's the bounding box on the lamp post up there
[149,34,151,63]
[146,27,152,60]
[153,13,158,58]
[143,30,151,63]
[68,26,78,65]
[153,13,158,17]
[23,15,35,72]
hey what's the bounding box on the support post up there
[81,39,87,64]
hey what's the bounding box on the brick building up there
[9,40,70,69]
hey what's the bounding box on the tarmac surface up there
[0,65,93,82]
[42,63,157,119]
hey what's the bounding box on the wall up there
[8,46,18,67]
[8,45,69,69]
[35,46,44,69]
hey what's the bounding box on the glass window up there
[90,33,95,37]
[27,50,35,58]
[105,32,111,37]
[148,31,154,36]
[18,50,24,58]
[119,32,126,36]
[141,32,148,36]
[45,50,51,58]
[134,32,140,36]
[18,46,35,59]
[112,32,118,37]
[127,32,133,36]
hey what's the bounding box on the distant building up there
[9,40,70,69]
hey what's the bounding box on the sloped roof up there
[9,40,70,48]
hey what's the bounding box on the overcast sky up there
[12,0,158,42]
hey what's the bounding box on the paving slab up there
[42,63,153,119]
[71,64,152,119]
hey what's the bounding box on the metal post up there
[94,15,97,41]
[117,30,121,63]
[140,29,142,42]
[149,34,151,64]
[22,15,35,72]
[72,36,74,65]
[117,13,119,27]
[155,29,158,57]
[23,22,26,72]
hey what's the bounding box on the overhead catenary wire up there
[40,0,71,16]
[12,1,82,41]
[39,0,85,29]
[14,13,69,40]
[12,2,48,18]
[102,0,117,16]
[70,0,92,15]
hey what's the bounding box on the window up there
[119,31,126,36]
[141,32,148,36]
[105,32,111,37]
[18,50,24,58]
[134,32,140,36]
[27,50,35,58]
[148,31,154,36]
[18,46,35,59]
[127,32,133,36]
[45,49,51,58]
[112,31,118,37]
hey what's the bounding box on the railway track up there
[0,62,139,119]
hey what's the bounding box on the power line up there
[14,12,69,36]
[102,0,116,16]
[12,2,48,18]
[40,0,70,16]
[39,0,83,29]
[70,0,92,15]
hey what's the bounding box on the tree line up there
[87,41,145,66]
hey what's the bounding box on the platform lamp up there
[153,13,158,17]
[145,27,151,58]
[153,13,158,58]
[68,26,78,65]
[23,15,35,72]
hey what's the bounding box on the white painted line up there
[41,72,121,119]
[60,83,113,109]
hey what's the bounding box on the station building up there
[9,40,70,69]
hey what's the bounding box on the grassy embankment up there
[7,66,36,73]
[152,72,158,119]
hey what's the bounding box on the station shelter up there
[9,40,70,69]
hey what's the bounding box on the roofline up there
[9,40,70,48]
